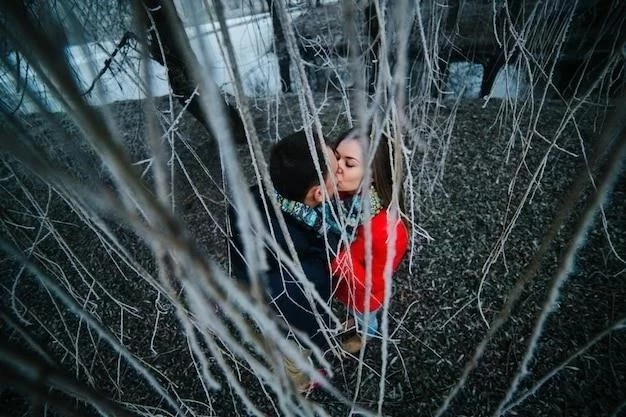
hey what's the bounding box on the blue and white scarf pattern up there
[273,187,383,245]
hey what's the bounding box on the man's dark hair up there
[269,131,328,202]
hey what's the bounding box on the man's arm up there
[269,256,332,352]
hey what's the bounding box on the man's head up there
[269,131,337,207]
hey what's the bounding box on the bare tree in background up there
[266,0,292,91]
[142,0,246,142]
[0,0,625,416]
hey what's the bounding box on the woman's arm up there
[332,213,408,304]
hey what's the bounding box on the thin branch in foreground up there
[0,340,137,417]
[502,316,626,415]
[435,90,626,417]
[0,236,184,416]
[493,130,626,415]
[82,31,137,96]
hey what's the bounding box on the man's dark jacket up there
[229,186,333,351]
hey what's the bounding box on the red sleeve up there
[332,212,408,311]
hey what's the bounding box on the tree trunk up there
[266,0,291,92]
[479,52,506,98]
[365,1,380,95]
[142,0,246,143]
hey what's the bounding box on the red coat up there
[331,210,409,313]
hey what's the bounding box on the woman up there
[330,129,409,353]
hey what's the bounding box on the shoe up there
[301,369,328,394]
[341,334,363,354]
[283,356,311,393]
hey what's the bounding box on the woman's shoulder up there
[369,210,409,237]
[370,209,405,225]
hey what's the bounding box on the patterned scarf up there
[322,186,383,242]
[274,187,383,246]
[274,191,325,232]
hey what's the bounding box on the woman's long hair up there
[371,131,406,214]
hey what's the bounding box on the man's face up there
[304,145,339,207]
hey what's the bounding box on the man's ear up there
[313,185,324,204]
[304,185,324,206]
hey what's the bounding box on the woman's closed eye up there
[343,156,359,168]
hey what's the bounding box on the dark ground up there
[1,91,625,417]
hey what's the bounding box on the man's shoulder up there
[228,185,270,219]
[229,186,326,253]
[281,213,325,248]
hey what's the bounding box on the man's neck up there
[302,195,319,208]
[274,191,324,232]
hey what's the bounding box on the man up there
[228,131,339,391]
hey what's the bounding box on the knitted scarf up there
[323,186,383,242]
[274,187,383,246]
[274,191,325,232]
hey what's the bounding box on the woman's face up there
[335,138,364,193]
